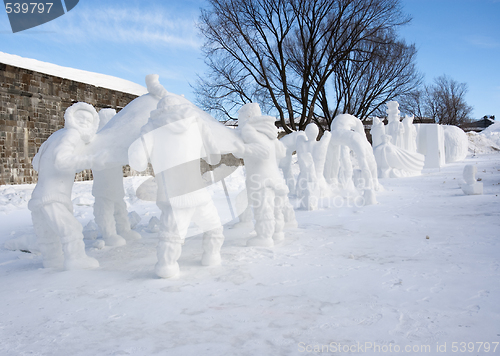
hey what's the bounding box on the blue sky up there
[1,0,499,120]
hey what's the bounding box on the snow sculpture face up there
[305,123,319,141]
[64,102,99,143]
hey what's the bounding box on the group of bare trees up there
[194,0,473,132]
[399,75,473,126]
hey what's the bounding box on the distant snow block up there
[415,124,446,168]
[443,126,468,163]
[128,211,141,229]
[147,216,160,233]
[4,234,39,253]
[72,196,95,206]
[460,165,483,195]
[83,220,99,240]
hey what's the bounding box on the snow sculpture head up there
[403,114,414,125]
[64,102,99,143]
[98,108,116,131]
[238,103,262,127]
[305,123,319,141]
[386,101,400,122]
[149,95,197,132]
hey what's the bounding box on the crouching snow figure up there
[234,103,295,247]
[92,108,141,247]
[129,95,225,278]
[29,102,103,270]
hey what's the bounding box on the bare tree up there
[196,0,414,133]
[325,30,422,125]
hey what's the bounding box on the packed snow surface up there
[1,151,499,355]
[0,51,148,96]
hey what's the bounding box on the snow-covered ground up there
[1,152,500,355]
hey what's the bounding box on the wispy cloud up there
[42,4,202,48]
[465,35,500,49]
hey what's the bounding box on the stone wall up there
[0,62,139,185]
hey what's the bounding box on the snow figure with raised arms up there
[385,101,405,148]
[128,95,225,278]
[233,103,291,246]
[295,124,321,210]
[91,108,141,247]
[402,114,417,153]
[28,102,104,270]
[370,117,386,149]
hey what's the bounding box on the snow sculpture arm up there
[198,118,221,166]
[54,130,105,172]
[32,140,48,172]
[128,133,153,172]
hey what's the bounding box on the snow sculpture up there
[402,114,417,153]
[385,101,405,148]
[295,124,320,210]
[374,134,425,178]
[443,125,468,163]
[129,95,226,278]
[370,117,385,148]
[233,103,294,246]
[279,130,305,195]
[460,164,483,195]
[313,130,332,197]
[414,124,446,168]
[28,102,103,270]
[324,114,380,205]
[92,108,141,247]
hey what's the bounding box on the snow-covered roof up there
[0,51,148,97]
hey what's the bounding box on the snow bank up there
[480,121,500,147]
[0,51,148,96]
[467,131,500,155]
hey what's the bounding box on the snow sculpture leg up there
[31,209,63,268]
[30,200,99,270]
[93,197,126,247]
[247,187,275,247]
[114,200,141,241]
[193,199,224,266]
[273,191,286,242]
[155,203,189,278]
[283,195,298,228]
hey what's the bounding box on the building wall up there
[0,62,139,185]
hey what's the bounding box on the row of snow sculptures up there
[29,103,103,270]
[129,95,226,278]
[233,103,292,247]
[371,101,425,178]
[92,108,141,247]
[324,114,380,205]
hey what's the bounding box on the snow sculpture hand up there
[234,141,269,159]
